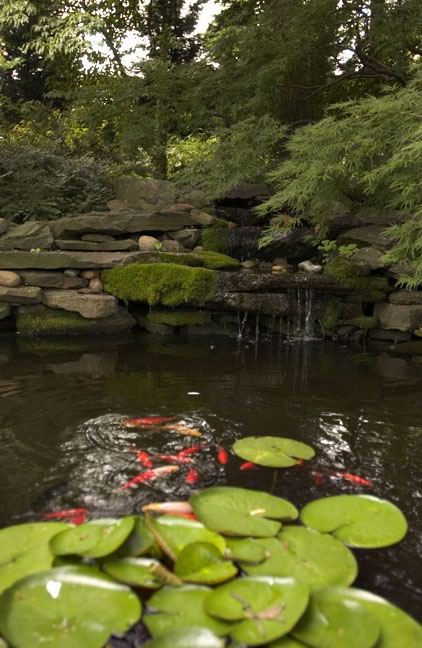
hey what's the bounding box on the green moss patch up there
[325,257,389,302]
[202,221,230,254]
[16,305,113,336]
[196,251,240,270]
[147,310,211,327]
[349,316,378,330]
[322,299,342,332]
[103,263,218,307]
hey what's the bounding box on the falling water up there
[237,311,249,340]
[255,312,261,346]
[286,288,317,341]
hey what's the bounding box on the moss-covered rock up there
[349,315,378,330]
[322,299,342,332]
[147,309,211,327]
[325,256,389,302]
[195,251,240,270]
[16,305,135,335]
[102,263,218,307]
[202,220,230,254]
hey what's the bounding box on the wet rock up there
[0,270,20,287]
[42,290,117,319]
[19,271,65,288]
[0,304,11,320]
[298,260,323,274]
[81,234,115,242]
[169,228,199,249]
[212,292,290,316]
[414,328,422,338]
[351,247,384,271]
[338,225,393,251]
[272,265,288,273]
[0,286,41,303]
[64,269,80,277]
[0,222,53,251]
[138,235,160,252]
[242,260,258,269]
[0,219,9,235]
[368,329,412,342]
[115,177,177,210]
[49,353,117,378]
[56,239,137,252]
[17,304,135,336]
[0,251,151,270]
[388,290,422,305]
[374,302,422,331]
[217,271,352,295]
[261,227,314,261]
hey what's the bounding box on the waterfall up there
[237,311,249,340]
[287,288,317,341]
[228,227,261,261]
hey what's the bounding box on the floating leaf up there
[148,516,226,560]
[224,538,267,563]
[144,585,233,637]
[190,487,298,538]
[292,587,381,648]
[0,523,69,594]
[102,557,167,589]
[145,627,224,648]
[300,496,408,548]
[50,517,135,558]
[205,576,309,646]
[0,566,142,648]
[174,542,238,585]
[269,639,308,648]
[233,437,315,468]
[116,516,159,558]
[0,638,7,648]
[241,527,357,590]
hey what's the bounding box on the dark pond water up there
[0,333,421,623]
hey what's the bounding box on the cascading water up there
[287,288,317,341]
[228,227,261,261]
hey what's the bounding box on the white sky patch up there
[196,0,222,33]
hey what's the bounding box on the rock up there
[374,302,422,332]
[223,183,269,202]
[212,292,290,316]
[388,290,422,305]
[338,226,393,251]
[138,235,160,252]
[167,204,195,213]
[64,269,80,277]
[217,270,353,295]
[63,277,89,289]
[161,240,180,253]
[414,328,422,338]
[17,304,135,336]
[19,271,65,288]
[351,247,384,271]
[56,239,137,252]
[368,329,412,342]
[0,286,41,303]
[190,209,216,226]
[0,270,20,287]
[0,251,152,270]
[242,260,258,269]
[115,177,177,210]
[227,221,238,230]
[0,222,53,250]
[193,246,204,253]
[179,189,208,209]
[273,258,289,267]
[81,234,115,242]
[337,325,356,338]
[0,304,11,320]
[168,229,199,249]
[89,277,104,292]
[272,265,287,273]
[42,290,117,319]
[262,228,314,262]
[298,260,323,274]
[0,219,9,235]
[391,341,422,355]
[80,271,99,280]
[136,315,175,335]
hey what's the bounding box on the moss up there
[350,315,378,330]
[195,251,240,270]
[147,309,211,327]
[17,306,101,335]
[156,253,201,266]
[103,263,218,307]
[322,299,342,332]
[325,256,389,302]
[202,220,230,254]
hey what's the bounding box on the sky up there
[196,0,222,33]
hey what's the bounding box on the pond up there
[0,333,421,623]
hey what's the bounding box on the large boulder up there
[0,285,41,303]
[0,222,53,250]
[351,247,384,271]
[258,227,314,262]
[169,228,199,249]
[42,290,117,319]
[17,304,135,335]
[388,290,422,305]
[222,183,269,203]
[374,302,422,331]
[338,225,393,251]
[115,177,177,211]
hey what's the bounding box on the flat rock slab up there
[212,292,290,316]
[388,290,422,305]
[0,222,53,250]
[42,290,117,319]
[0,286,42,304]
[0,251,151,270]
[0,303,11,320]
[19,271,88,289]
[17,304,135,336]
[56,239,137,252]
[218,271,352,294]
[351,247,384,270]
[374,302,422,331]
[338,225,393,251]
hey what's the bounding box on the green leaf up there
[241,527,358,590]
[0,638,7,648]
[148,516,226,559]
[0,566,142,648]
[50,517,135,558]
[190,487,298,537]
[174,542,238,585]
[145,627,224,648]
[233,437,315,468]
[116,516,159,558]
[0,523,69,594]
[300,495,408,548]
[144,585,233,637]
[269,639,308,648]
[224,538,268,563]
[292,588,381,648]
[205,576,309,646]
[102,557,165,589]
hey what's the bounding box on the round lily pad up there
[190,487,298,538]
[102,557,165,589]
[269,639,308,648]
[145,627,224,648]
[50,517,135,558]
[233,437,315,468]
[117,516,159,558]
[148,516,226,559]
[241,527,358,590]
[292,587,381,648]
[144,585,233,637]
[205,576,309,645]
[0,565,142,648]
[0,522,69,594]
[224,538,267,564]
[300,495,408,548]
[0,638,8,648]
[174,542,238,585]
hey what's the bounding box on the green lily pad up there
[241,527,358,590]
[0,638,7,648]
[292,588,381,648]
[205,576,309,645]
[144,585,233,637]
[116,516,160,558]
[50,517,135,558]
[174,542,238,584]
[0,523,69,594]
[335,588,422,648]
[0,566,142,648]
[145,627,224,648]
[102,557,165,589]
[224,538,268,563]
[233,437,315,468]
[190,487,298,538]
[269,639,308,648]
[148,516,226,559]
[300,495,408,548]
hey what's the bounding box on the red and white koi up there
[142,501,194,516]
[178,444,207,457]
[131,449,154,468]
[120,466,179,490]
[156,453,194,465]
[313,471,326,486]
[185,468,200,484]
[122,416,178,429]
[217,448,229,465]
[333,471,373,487]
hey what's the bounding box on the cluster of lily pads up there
[0,436,421,648]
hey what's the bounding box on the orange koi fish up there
[178,444,207,457]
[185,468,200,484]
[162,424,202,438]
[156,454,194,465]
[132,450,154,468]
[218,448,229,465]
[240,462,258,471]
[142,501,194,516]
[120,466,179,490]
[333,471,373,487]
[122,416,178,428]
[42,508,88,525]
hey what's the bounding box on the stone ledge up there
[16,304,135,336]
[56,239,138,252]
[42,290,117,319]
[217,271,352,294]
[0,286,42,304]
[0,250,156,270]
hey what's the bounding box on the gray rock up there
[223,183,269,202]
[338,226,393,251]
[298,260,323,274]
[0,219,9,235]
[178,189,208,208]
[388,290,422,305]
[0,222,53,250]
[242,260,259,269]
[374,302,422,331]
[217,271,353,295]
[0,251,153,270]
[368,329,412,342]
[138,235,161,252]
[351,247,384,271]
[212,292,290,316]
[64,269,80,277]
[56,239,137,252]
[17,304,135,336]
[0,286,42,304]
[169,228,199,249]
[81,234,115,242]
[190,209,216,226]
[89,277,104,292]
[42,290,117,319]
[167,204,195,213]
[19,271,65,288]
[161,240,180,253]
[0,303,11,320]
[136,315,175,335]
[115,177,177,210]
[414,328,422,338]
[261,227,314,262]
[0,270,20,287]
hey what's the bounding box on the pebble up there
[64,269,79,278]
[89,277,104,292]
[0,271,21,288]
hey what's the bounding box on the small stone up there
[62,277,89,290]
[190,209,216,226]
[193,246,204,253]
[0,218,9,235]
[81,234,115,242]
[138,235,161,252]
[64,269,79,278]
[0,270,20,287]
[168,228,199,249]
[227,222,238,230]
[273,258,289,267]
[161,240,180,253]
[242,260,258,269]
[0,303,11,320]
[298,260,323,274]
[272,265,287,273]
[89,277,104,292]
[80,270,99,280]
[352,247,384,271]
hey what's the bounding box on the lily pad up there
[0,566,142,648]
[292,587,380,648]
[269,639,308,648]
[174,542,238,584]
[148,516,226,560]
[205,576,309,645]
[116,516,160,558]
[0,523,69,594]
[102,557,165,589]
[145,627,224,648]
[335,588,422,648]
[241,527,358,590]
[224,538,268,563]
[50,517,135,558]
[300,495,408,548]
[144,585,233,637]
[233,437,315,468]
[0,638,7,648]
[190,487,298,538]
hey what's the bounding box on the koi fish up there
[122,416,178,428]
[240,462,258,471]
[296,459,304,466]
[142,501,194,516]
[42,508,88,520]
[185,468,199,484]
[70,513,88,525]
[218,448,229,465]
[313,471,325,486]
[132,450,154,468]
[171,513,199,521]
[178,444,207,457]
[120,466,179,490]
[156,454,194,465]
[162,424,202,438]
[333,471,373,487]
